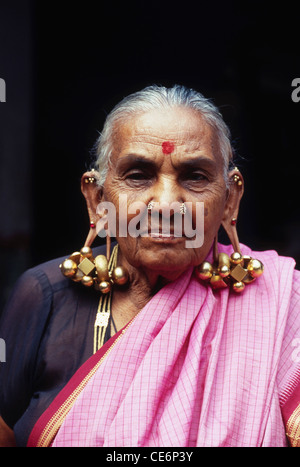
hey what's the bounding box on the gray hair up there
[92,84,234,186]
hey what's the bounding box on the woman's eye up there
[124,171,153,184]
[190,173,206,181]
[126,172,149,180]
[183,172,208,182]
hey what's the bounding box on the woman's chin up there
[117,236,208,282]
[135,250,193,279]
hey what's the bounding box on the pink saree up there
[28,244,300,447]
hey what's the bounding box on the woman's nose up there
[152,176,181,205]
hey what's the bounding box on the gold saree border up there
[286,402,300,447]
[36,327,128,447]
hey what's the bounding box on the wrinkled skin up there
[83,106,242,325]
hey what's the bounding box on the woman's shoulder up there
[8,255,73,307]
[16,243,107,295]
[1,243,107,324]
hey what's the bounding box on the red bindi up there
[162,141,174,154]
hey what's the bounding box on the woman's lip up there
[138,229,187,241]
[140,231,184,238]
[142,232,186,243]
[147,235,185,244]
[149,232,176,238]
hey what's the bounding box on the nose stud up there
[148,201,155,211]
[148,201,186,214]
[180,203,186,215]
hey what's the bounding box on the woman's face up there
[102,106,230,280]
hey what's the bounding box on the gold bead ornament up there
[195,251,264,293]
[60,245,128,293]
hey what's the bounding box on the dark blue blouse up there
[0,244,109,446]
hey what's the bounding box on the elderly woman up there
[0,85,299,447]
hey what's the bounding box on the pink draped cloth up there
[50,244,299,447]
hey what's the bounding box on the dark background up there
[0,0,299,312]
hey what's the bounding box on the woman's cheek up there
[201,194,226,233]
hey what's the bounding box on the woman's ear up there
[221,168,244,252]
[81,170,103,246]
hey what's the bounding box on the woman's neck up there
[110,247,187,331]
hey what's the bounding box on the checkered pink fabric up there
[52,244,299,447]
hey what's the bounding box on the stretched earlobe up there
[81,170,102,201]
[81,170,103,247]
[221,168,244,252]
[195,170,264,293]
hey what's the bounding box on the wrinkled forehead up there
[111,106,221,156]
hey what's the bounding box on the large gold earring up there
[195,169,264,293]
[195,236,264,293]
[59,225,129,293]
